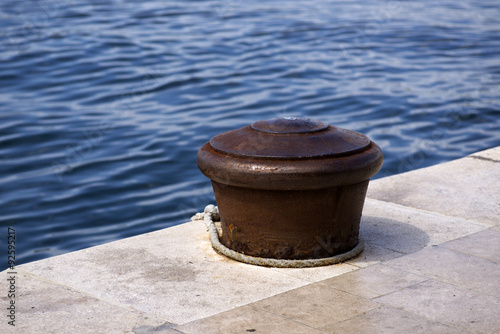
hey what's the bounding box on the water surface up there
[1,0,499,266]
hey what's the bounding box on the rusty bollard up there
[197,117,383,261]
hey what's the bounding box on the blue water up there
[1,0,499,268]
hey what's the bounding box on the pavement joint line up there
[245,303,332,333]
[359,234,484,257]
[376,263,433,282]
[15,268,90,293]
[312,263,431,300]
[317,307,384,332]
[365,197,494,228]
[427,275,500,300]
[439,227,500,264]
[344,244,406,266]
[369,303,474,334]
[367,280,477,332]
[352,240,426,256]
[381,246,500,299]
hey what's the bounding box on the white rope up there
[192,205,364,268]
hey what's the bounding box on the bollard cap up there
[197,117,383,190]
[210,117,371,159]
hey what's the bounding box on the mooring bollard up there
[197,117,383,261]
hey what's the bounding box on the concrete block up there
[384,246,500,298]
[374,279,500,333]
[360,199,488,254]
[367,157,500,225]
[250,282,378,329]
[176,305,325,334]
[320,264,427,299]
[322,306,461,334]
[441,228,500,263]
[0,271,175,334]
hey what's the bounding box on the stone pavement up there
[2,147,499,334]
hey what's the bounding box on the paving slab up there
[319,264,427,299]
[441,228,500,263]
[374,279,500,333]
[384,246,500,298]
[367,150,500,225]
[0,271,176,334]
[321,306,464,334]
[360,199,489,254]
[175,305,327,334]
[249,282,378,329]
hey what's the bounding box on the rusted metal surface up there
[197,117,383,260]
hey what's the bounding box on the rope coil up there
[192,205,364,268]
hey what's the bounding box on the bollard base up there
[212,180,369,260]
[199,207,365,268]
